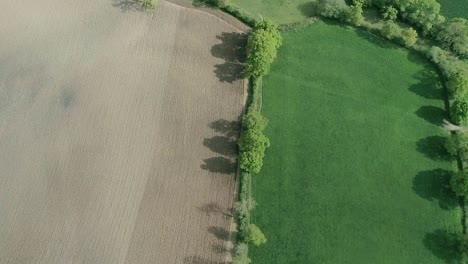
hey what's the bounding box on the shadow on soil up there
[412,169,458,210]
[416,136,452,161]
[415,106,447,126]
[201,157,237,174]
[201,119,240,175]
[211,32,247,83]
[208,226,231,241]
[203,136,237,157]
[423,229,462,264]
[183,256,224,264]
[111,0,143,12]
[198,202,233,218]
[209,119,240,138]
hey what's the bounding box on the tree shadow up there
[409,68,444,100]
[412,169,458,210]
[214,63,245,83]
[423,229,462,263]
[209,119,240,138]
[354,29,399,50]
[198,202,233,218]
[416,136,451,161]
[212,243,229,254]
[111,0,143,12]
[201,157,236,174]
[298,1,318,17]
[415,106,447,126]
[208,226,231,241]
[203,136,237,157]
[211,32,247,83]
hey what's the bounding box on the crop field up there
[0,0,246,263]
[438,0,468,19]
[250,21,462,263]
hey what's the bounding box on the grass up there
[230,0,313,24]
[438,0,468,19]
[250,21,462,263]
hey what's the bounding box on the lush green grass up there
[438,0,468,19]
[230,0,313,24]
[250,21,462,264]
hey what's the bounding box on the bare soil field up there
[0,1,246,263]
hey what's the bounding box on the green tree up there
[446,61,468,98]
[238,129,270,173]
[451,98,468,125]
[245,224,267,246]
[381,21,400,40]
[437,18,468,57]
[446,132,468,159]
[245,19,282,78]
[374,0,444,34]
[382,6,398,20]
[347,2,364,26]
[401,27,418,46]
[450,171,468,197]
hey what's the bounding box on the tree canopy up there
[245,19,282,78]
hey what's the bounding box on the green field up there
[438,0,468,19]
[250,21,462,263]
[231,0,311,24]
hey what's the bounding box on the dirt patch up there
[0,1,245,263]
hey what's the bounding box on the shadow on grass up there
[298,1,318,17]
[423,229,462,263]
[201,157,236,174]
[409,69,444,100]
[412,169,458,210]
[416,136,451,161]
[415,106,447,126]
[211,32,247,83]
[112,0,143,12]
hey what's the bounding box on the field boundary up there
[165,0,250,32]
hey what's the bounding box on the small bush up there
[401,27,418,47]
[244,224,267,246]
[451,98,468,125]
[232,253,251,264]
[243,112,268,131]
[451,171,468,197]
[381,21,400,40]
[234,197,257,216]
[382,6,398,20]
[141,0,155,10]
[426,46,449,65]
[317,0,349,20]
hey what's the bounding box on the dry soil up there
[0,0,246,263]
